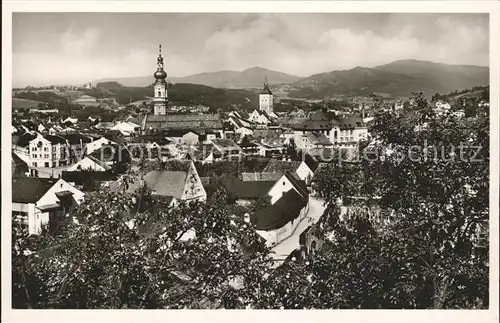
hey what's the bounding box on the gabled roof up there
[252,189,307,231]
[143,114,223,130]
[126,170,188,199]
[12,152,28,168]
[163,129,194,137]
[241,172,283,182]
[12,177,58,203]
[62,133,92,145]
[304,131,333,146]
[129,135,172,146]
[285,172,308,198]
[14,132,37,148]
[263,159,302,174]
[44,135,68,145]
[334,116,366,129]
[211,139,241,151]
[69,155,112,171]
[223,177,275,199]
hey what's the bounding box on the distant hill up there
[290,59,489,99]
[94,82,258,111]
[95,67,301,89]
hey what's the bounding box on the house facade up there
[12,177,85,235]
[29,134,70,168]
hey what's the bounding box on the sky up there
[12,13,489,87]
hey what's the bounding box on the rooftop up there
[126,170,187,199]
[252,189,307,231]
[223,177,275,199]
[263,159,302,174]
[12,177,58,203]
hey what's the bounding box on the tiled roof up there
[44,135,68,145]
[285,172,308,198]
[263,159,301,174]
[292,119,332,131]
[126,170,187,199]
[163,129,195,137]
[241,172,283,182]
[211,139,241,151]
[252,189,307,231]
[223,177,275,199]
[14,132,37,148]
[62,133,92,145]
[12,177,58,203]
[129,135,172,146]
[304,132,333,146]
[334,116,365,129]
[143,114,223,130]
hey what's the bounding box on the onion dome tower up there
[153,44,168,116]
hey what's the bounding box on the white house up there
[234,126,254,139]
[61,117,78,125]
[263,159,314,185]
[248,109,272,125]
[164,130,200,146]
[12,177,85,235]
[66,155,111,172]
[85,137,117,155]
[110,121,141,136]
[254,189,309,247]
[29,134,70,168]
[37,124,46,133]
[267,172,309,205]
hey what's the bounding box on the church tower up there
[153,44,168,116]
[259,74,273,115]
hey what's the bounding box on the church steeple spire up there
[153,44,168,116]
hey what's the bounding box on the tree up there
[311,93,489,308]
[12,184,273,309]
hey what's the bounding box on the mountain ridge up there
[95,66,301,89]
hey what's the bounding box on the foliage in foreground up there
[12,94,489,309]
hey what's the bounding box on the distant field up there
[12,89,84,101]
[12,98,43,110]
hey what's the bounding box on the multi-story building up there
[29,134,70,168]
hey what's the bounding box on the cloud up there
[12,14,489,87]
[61,27,100,56]
[200,14,488,76]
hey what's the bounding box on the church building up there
[141,45,223,134]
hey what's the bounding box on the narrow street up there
[269,196,326,266]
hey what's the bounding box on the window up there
[32,154,37,158]
[44,154,49,159]
[283,181,286,186]
[44,147,48,152]
[33,147,37,151]
[157,91,161,97]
